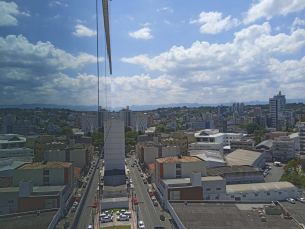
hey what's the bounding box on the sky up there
[0,0,305,109]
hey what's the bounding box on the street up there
[127,157,162,229]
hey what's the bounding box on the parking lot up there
[99,209,132,228]
[264,163,284,183]
[280,200,305,225]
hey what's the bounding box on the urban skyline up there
[1,0,305,108]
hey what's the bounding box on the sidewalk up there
[129,196,137,229]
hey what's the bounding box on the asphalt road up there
[280,200,305,225]
[76,160,100,229]
[127,158,162,229]
[264,163,284,183]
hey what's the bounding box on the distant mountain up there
[1,99,304,111]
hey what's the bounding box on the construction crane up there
[102,0,112,75]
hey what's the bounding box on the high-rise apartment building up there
[300,122,305,159]
[81,114,98,134]
[119,106,133,127]
[269,91,286,128]
[133,113,148,133]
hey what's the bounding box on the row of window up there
[206,188,222,191]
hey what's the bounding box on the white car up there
[101,216,113,223]
[138,220,145,229]
[297,197,305,203]
[117,215,129,221]
[87,225,93,229]
[130,184,134,189]
[151,196,156,201]
[286,198,296,204]
[130,179,132,184]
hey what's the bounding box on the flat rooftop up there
[226,149,263,166]
[207,165,262,176]
[170,202,300,229]
[226,182,296,193]
[104,184,127,192]
[163,176,224,186]
[156,156,203,163]
[0,209,58,229]
[17,161,72,170]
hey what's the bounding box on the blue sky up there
[0,0,305,109]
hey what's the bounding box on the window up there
[176,170,181,176]
[176,163,181,169]
[206,188,211,191]
[243,194,246,197]
[205,196,210,200]
[255,193,258,196]
[267,192,270,196]
[215,196,219,200]
[216,188,221,191]
[43,177,49,182]
[8,200,14,203]
[170,191,180,200]
[278,192,282,195]
[43,170,49,175]
[231,195,235,198]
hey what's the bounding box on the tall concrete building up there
[133,113,147,133]
[300,122,305,159]
[103,118,126,185]
[269,91,286,128]
[81,114,98,134]
[119,106,133,127]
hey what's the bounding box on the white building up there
[104,118,125,171]
[189,150,226,167]
[272,136,295,162]
[119,106,133,126]
[194,129,243,146]
[133,113,148,133]
[300,122,305,159]
[81,114,98,134]
[0,134,33,158]
[269,91,286,128]
[188,142,223,153]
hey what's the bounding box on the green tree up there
[245,122,261,134]
[156,125,165,133]
[62,127,72,135]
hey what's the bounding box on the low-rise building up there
[272,136,295,162]
[230,139,254,151]
[189,150,226,167]
[206,165,264,184]
[188,142,223,153]
[225,149,266,169]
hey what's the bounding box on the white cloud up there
[275,26,281,31]
[244,0,305,24]
[0,1,30,26]
[164,20,170,24]
[76,19,86,24]
[0,35,105,106]
[157,7,173,13]
[128,27,153,40]
[54,14,60,19]
[49,1,67,7]
[121,23,305,104]
[140,22,150,26]
[72,24,97,37]
[291,17,305,32]
[190,11,239,34]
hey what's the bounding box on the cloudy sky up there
[1,0,305,109]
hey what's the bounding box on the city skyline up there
[0,0,305,108]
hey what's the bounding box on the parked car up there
[93,201,97,208]
[100,213,107,219]
[297,197,305,203]
[143,178,147,184]
[87,225,93,229]
[130,184,134,189]
[101,216,113,223]
[140,173,144,177]
[151,196,156,201]
[153,200,158,206]
[71,206,77,213]
[131,164,134,167]
[75,197,81,202]
[286,198,295,204]
[134,198,138,205]
[117,215,129,221]
[147,189,152,194]
[73,202,79,207]
[138,220,145,229]
[130,179,132,183]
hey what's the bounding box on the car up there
[147,189,152,194]
[130,179,132,183]
[103,210,113,215]
[143,178,147,184]
[86,176,90,180]
[134,198,138,205]
[97,165,99,169]
[75,197,81,202]
[149,192,154,197]
[93,201,97,208]
[77,193,82,198]
[130,184,134,189]
[124,211,131,217]
[297,198,305,203]
[287,198,296,204]
[138,168,141,172]
[127,169,130,173]
[131,164,134,167]
[151,196,156,201]
[100,213,107,219]
[153,200,158,206]
[101,216,113,223]
[138,220,145,229]
[89,170,92,174]
[117,215,129,221]
[140,173,143,177]
[120,209,126,213]
[71,206,77,212]
[73,202,79,207]
[87,225,93,229]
